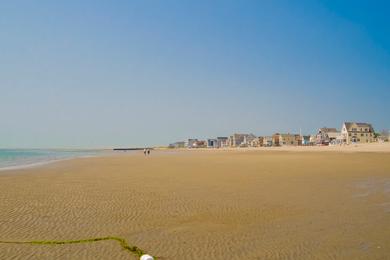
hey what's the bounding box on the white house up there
[207,139,218,148]
[187,139,198,148]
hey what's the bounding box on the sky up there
[0,0,389,148]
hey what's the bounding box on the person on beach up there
[147,149,150,155]
[143,149,147,156]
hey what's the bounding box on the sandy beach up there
[1,146,390,259]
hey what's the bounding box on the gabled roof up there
[327,132,341,138]
[319,127,338,133]
[356,122,373,127]
[343,122,374,132]
[343,122,353,129]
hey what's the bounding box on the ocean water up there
[0,149,104,171]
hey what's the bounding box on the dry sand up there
[1,148,390,259]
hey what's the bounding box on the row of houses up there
[169,137,228,149]
[316,122,376,145]
[168,122,387,148]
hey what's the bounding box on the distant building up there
[187,139,198,148]
[194,140,207,148]
[168,141,185,148]
[341,122,375,144]
[216,137,229,148]
[330,135,344,146]
[378,130,389,143]
[272,133,280,146]
[309,135,317,145]
[301,135,311,146]
[244,134,257,146]
[263,136,273,146]
[229,134,243,147]
[207,139,218,148]
[316,127,340,145]
[229,133,256,147]
[250,136,264,147]
[229,134,241,147]
[257,136,264,147]
[273,133,300,146]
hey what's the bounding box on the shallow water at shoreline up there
[0,149,107,171]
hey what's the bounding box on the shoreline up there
[0,155,104,172]
[1,143,389,173]
[0,157,74,172]
[0,150,131,173]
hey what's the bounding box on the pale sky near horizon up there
[1,1,389,148]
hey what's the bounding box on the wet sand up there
[1,149,390,259]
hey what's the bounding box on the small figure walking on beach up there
[143,148,147,156]
[147,149,150,155]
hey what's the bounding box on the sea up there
[0,149,106,171]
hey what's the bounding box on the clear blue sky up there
[1,0,389,148]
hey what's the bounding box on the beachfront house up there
[229,134,244,147]
[243,134,257,147]
[309,135,317,145]
[187,139,198,148]
[229,133,257,147]
[257,136,264,147]
[217,137,229,148]
[378,130,389,143]
[316,127,340,145]
[263,136,273,146]
[341,122,375,144]
[330,135,345,146]
[272,133,300,146]
[250,136,264,147]
[207,139,218,148]
[194,140,207,148]
[301,135,311,146]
